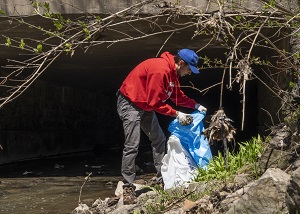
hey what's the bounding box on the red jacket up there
[120,52,197,117]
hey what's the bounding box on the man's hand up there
[195,103,207,113]
[176,111,193,126]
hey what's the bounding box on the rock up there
[220,181,254,211]
[81,198,95,207]
[292,159,300,169]
[164,209,182,214]
[233,173,253,187]
[114,181,144,197]
[72,203,92,214]
[112,204,137,214]
[285,158,300,173]
[183,198,213,213]
[290,134,300,153]
[107,196,121,207]
[186,181,207,195]
[257,148,293,173]
[286,167,300,214]
[269,125,291,149]
[225,168,291,214]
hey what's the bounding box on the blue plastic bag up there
[168,111,212,168]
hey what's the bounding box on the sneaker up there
[123,184,137,205]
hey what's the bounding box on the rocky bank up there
[72,125,300,214]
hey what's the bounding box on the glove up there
[195,103,207,113]
[176,111,193,126]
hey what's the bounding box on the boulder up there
[224,168,290,214]
[269,125,291,149]
[257,148,293,173]
[286,167,300,214]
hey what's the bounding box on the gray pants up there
[116,91,166,184]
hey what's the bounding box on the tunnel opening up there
[0,14,285,164]
[0,46,268,165]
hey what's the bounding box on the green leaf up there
[44,2,50,12]
[32,1,42,9]
[19,39,25,49]
[65,43,72,52]
[83,28,91,40]
[0,9,5,15]
[96,16,102,22]
[269,0,275,7]
[36,44,42,52]
[5,37,11,46]
[53,20,63,30]
[236,15,242,21]
[78,21,86,27]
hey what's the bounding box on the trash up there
[22,171,32,175]
[22,171,43,176]
[202,108,236,145]
[161,135,197,189]
[161,111,212,189]
[168,111,212,167]
[54,164,64,169]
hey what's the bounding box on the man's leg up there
[117,94,144,184]
[141,111,166,181]
[117,94,145,204]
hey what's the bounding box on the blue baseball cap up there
[177,49,199,74]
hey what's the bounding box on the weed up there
[193,135,266,182]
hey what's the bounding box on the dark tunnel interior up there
[0,36,276,165]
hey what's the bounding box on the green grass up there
[193,135,266,182]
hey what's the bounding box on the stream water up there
[0,150,155,213]
[0,176,119,213]
[0,152,123,214]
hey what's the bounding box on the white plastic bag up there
[161,135,197,190]
[161,111,212,190]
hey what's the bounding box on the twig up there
[260,108,275,126]
[156,32,174,57]
[220,64,226,107]
[181,81,222,95]
[78,172,92,205]
[241,76,246,130]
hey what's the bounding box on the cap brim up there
[190,65,200,74]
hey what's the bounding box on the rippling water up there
[0,150,155,213]
[0,176,119,213]
[0,152,122,213]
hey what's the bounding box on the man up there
[116,48,207,204]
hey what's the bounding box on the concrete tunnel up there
[0,1,285,164]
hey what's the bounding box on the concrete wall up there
[0,0,262,16]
